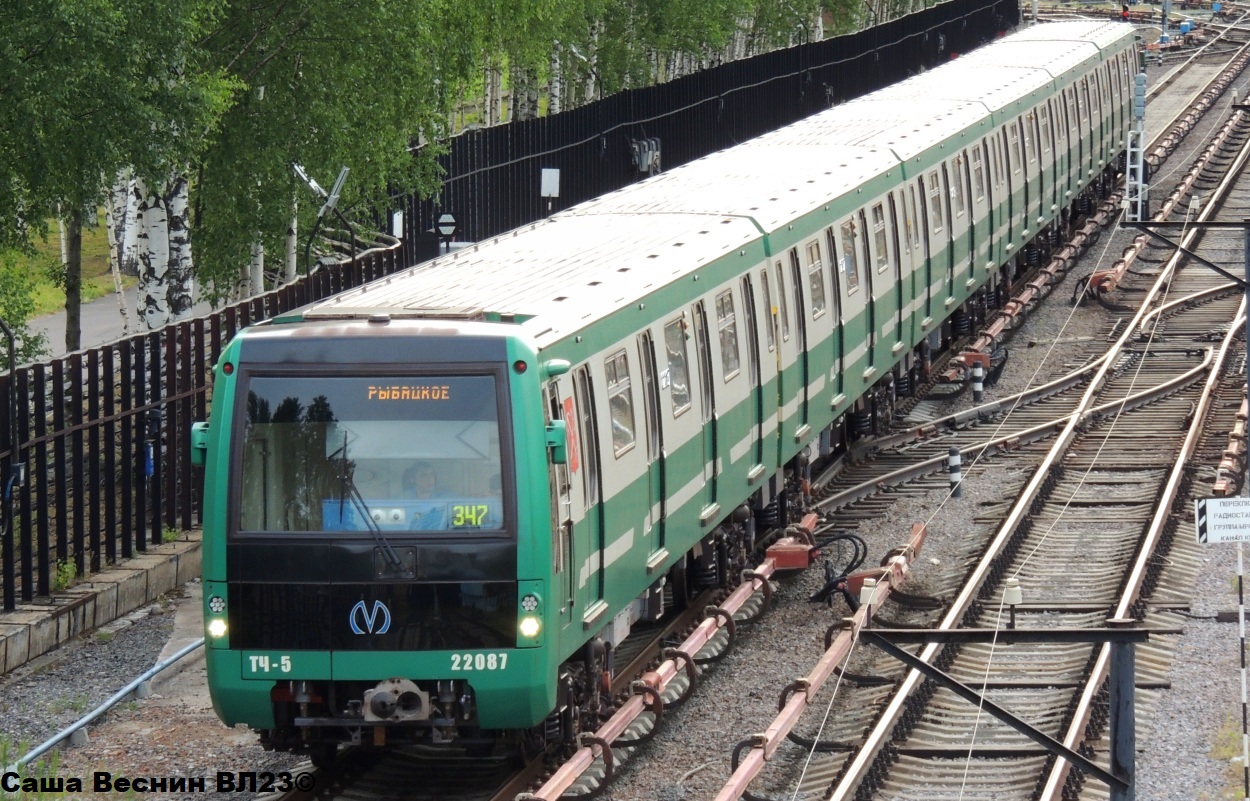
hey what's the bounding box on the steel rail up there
[518,554,786,800]
[816,351,1213,511]
[824,114,1235,801]
[1037,111,1250,798]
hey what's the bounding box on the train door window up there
[759,269,776,351]
[824,227,844,320]
[1024,114,1037,164]
[927,172,944,233]
[839,219,861,292]
[871,203,889,271]
[715,289,741,380]
[951,156,967,217]
[740,277,761,381]
[806,241,827,316]
[972,147,985,201]
[1039,104,1052,153]
[637,332,661,462]
[1009,123,1022,174]
[1066,88,1078,136]
[895,191,912,259]
[692,301,715,423]
[574,368,600,505]
[604,351,635,457]
[1078,79,1088,122]
[907,184,925,254]
[1051,99,1064,145]
[663,318,692,416]
[773,260,791,340]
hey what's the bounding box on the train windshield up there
[235,374,508,534]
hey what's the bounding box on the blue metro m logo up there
[349,600,392,634]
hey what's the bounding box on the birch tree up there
[0,0,232,350]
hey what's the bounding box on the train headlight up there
[519,616,542,638]
[208,618,228,638]
[520,593,541,612]
[208,595,226,614]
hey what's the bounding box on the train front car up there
[196,315,556,761]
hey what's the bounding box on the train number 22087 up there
[451,653,508,671]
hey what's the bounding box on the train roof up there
[299,20,1133,349]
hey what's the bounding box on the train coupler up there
[766,512,821,571]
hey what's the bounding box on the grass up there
[22,214,131,318]
[1211,713,1247,800]
[51,560,76,593]
[161,527,181,544]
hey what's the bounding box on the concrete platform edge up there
[0,531,202,678]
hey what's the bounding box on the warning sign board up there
[1195,497,1250,544]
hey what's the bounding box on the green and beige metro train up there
[193,20,1138,758]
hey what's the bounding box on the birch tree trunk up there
[249,242,265,295]
[548,43,563,116]
[137,175,195,329]
[510,65,540,121]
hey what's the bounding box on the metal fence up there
[397,0,1018,265]
[0,0,1018,611]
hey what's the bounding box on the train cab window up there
[805,241,827,316]
[927,173,944,233]
[759,269,776,351]
[971,147,985,201]
[839,220,861,293]
[871,203,889,271]
[604,350,636,457]
[773,261,791,340]
[951,158,967,217]
[236,374,509,535]
[715,290,741,380]
[663,319,692,416]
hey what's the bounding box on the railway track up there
[714,60,1250,801]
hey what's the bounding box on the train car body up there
[195,21,1137,757]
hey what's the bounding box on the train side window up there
[759,269,776,351]
[663,319,692,417]
[927,172,944,233]
[604,350,636,457]
[871,203,889,271]
[715,289,741,380]
[773,260,790,340]
[573,368,600,505]
[839,219,861,293]
[951,157,967,216]
[805,240,827,316]
[971,147,985,201]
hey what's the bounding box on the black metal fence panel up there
[0,0,1015,610]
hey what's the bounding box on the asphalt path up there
[29,287,213,360]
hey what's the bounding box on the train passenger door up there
[637,330,665,553]
[740,275,766,471]
[544,383,576,632]
[572,367,605,609]
[788,248,810,438]
[691,301,717,512]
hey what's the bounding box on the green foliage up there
[0,250,49,364]
[52,560,76,593]
[162,526,181,543]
